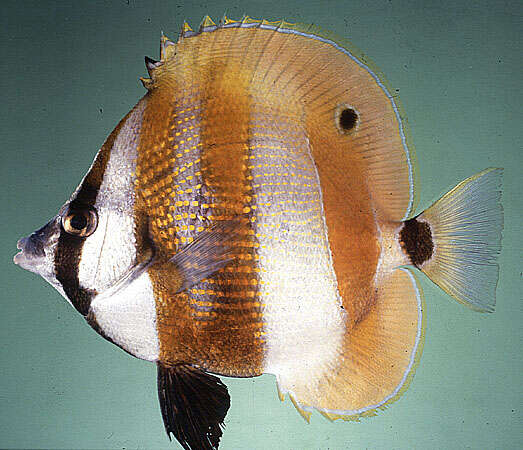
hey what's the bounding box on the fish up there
[13,15,503,450]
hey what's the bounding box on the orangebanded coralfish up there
[13,15,503,450]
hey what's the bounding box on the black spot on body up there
[399,217,434,267]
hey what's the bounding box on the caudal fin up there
[403,168,503,312]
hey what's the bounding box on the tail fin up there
[401,168,503,312]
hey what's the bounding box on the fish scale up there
[248,102,346,391]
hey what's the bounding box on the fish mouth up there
[14,238,38,271]
[16,237,28,250]
[14,217,60,273]
[14,248,46,276]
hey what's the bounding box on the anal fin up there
[278,268,425,419]
[157,363,230,449]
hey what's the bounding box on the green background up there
[1,1,521,448]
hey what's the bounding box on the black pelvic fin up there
[157,363,231,450]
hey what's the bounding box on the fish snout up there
[14,234,42,268]
[13,243,29,268]
[13,217,60,269]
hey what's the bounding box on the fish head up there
[13,187,147,316]
[14,100,149,315]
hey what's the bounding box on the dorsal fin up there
[150,19,418,221]
[199,15,216,32]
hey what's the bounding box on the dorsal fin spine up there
[144,56,162,77]
[259,19,280,29]
[140,77,154,90]
[199,15,216,32]
[180,20,194,40]
[240,15,260,26]
[160,33,175,61]
[220,14,237,27]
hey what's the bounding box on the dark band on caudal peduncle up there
[399,217,434,267]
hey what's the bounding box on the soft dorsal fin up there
[151,18,418,221]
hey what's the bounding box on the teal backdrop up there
[1,1,521,449]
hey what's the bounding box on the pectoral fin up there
[157,363,230,450]
[169,219,241,293]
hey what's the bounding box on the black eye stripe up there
[54,110,131,315]
[55,231,96,316]
[56,209,102,316]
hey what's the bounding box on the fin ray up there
[418,168,503,312]
[169,219,241,292]
[157,363,230,450]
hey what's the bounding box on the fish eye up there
[62,207,98,237]
[335,104,359,134]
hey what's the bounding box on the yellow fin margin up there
[289,394,312,423]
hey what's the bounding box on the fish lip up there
[16,237,28,250]
[13,250,25,266]
[14,237,30,266]
[13,248,41,272]
[14,237,31,267]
